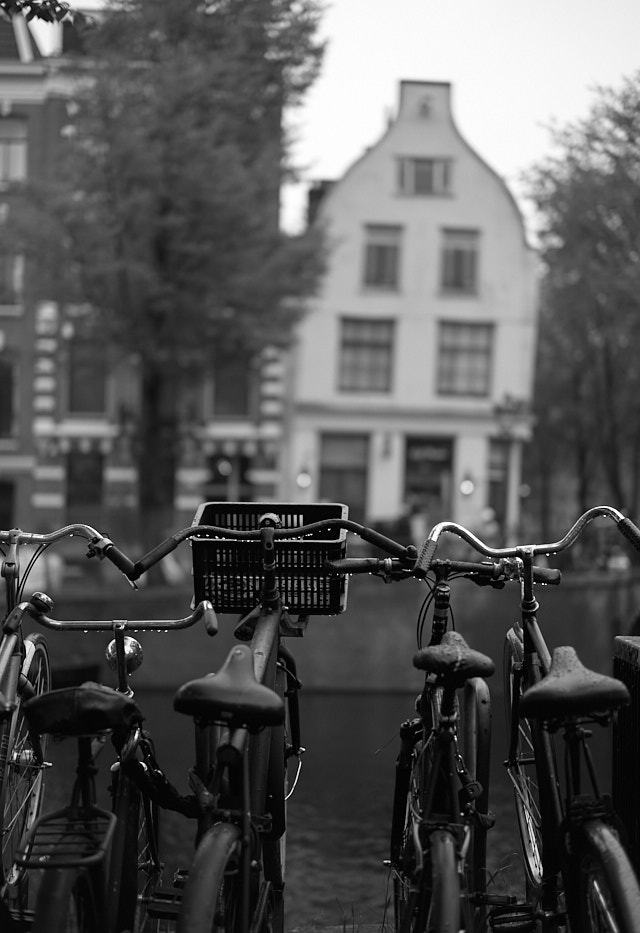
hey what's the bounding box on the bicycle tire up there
[393,692,467,933]
[459,678,491,890]
[0,633,51,901]
[109,760,163,933]
[262,663,288,933]
[571,819,640,933]
[32,862,104,933]
[428,828,461,933]
[503,627,544,895]
[177,821,243,933]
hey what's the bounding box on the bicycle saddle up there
[173,643,285,731]
[519,645,630,721]
[413,630,495,683]
[23,682,143,736]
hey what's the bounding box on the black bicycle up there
[415,505,640,932]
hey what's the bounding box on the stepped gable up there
[0,11,42,62]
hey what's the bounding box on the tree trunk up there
[137,361,179,572]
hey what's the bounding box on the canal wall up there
[26,569,640,694]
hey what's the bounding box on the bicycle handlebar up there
[415,505,640,576]
[8,598,219,636]
[326,556,562,586]
[4,505,634,591]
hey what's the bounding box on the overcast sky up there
[34,0,640,236]
[281,0,640,233]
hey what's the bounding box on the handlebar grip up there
[618,517,640,553]
[132,536,180,579]
[326,558,382,574]
[104,544,137,579]
[201,601,218,637]
[415,538,437,577]
[533,566,562,585]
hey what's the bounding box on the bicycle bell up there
[105,634,143,674]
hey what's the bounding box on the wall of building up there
[284,80,538,540]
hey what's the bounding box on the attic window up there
[418,97,432,118]
[397,157,452,196]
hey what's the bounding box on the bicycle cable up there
[17,542,51,602]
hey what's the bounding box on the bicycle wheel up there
[0,633,51,900]
[428,828,461,933]
[109,762,163,933]
[32,863,103,933]
[459,676,491,925]
[503,626,543,895]
[393,820,461,933]
[177,821,243,933]
[571,819,640,933]
[262,663,289,933]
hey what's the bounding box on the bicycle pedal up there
[489,903,536,932]
[147,887,183,919]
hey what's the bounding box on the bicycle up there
[13,595,217,933]
[18,500,417,933]
[413,504,640,932]
[0,522,131,919]
[325,546,559,933]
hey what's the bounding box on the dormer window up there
[398,157,451,196]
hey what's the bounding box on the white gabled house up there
[282,80,537,543]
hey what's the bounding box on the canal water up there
[44,688,532,930]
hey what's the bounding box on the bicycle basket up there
[191,502,349,615]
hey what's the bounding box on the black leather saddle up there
[413,630,495,685]
[174,643,284,731]
[23,682,143,737]
[519,645,630,722]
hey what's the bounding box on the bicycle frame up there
[181,520,302,933]
[508,552,564,917]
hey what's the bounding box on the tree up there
[525,71,640,530]
[1,0,72,21]
[10,0,325,545]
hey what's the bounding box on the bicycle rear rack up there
[15,805,116,869]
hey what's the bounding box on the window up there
[68,333,107,413]
[405,437,453,523]
[0,119,27,183]
[0,358,15,436]
[338,318,394,392]
[206,454,252,501]
[0,481,13,528]
[212,354,255,418]
[437,322,493,396]
[0,254,23,305]
[441,229,479,294]
[363,224,402,289]
[398,157,451,196]
[319,434,369,524]
[66,450,104,507]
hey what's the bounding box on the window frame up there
[440,228,480,295]
[362,224,402,290]
[338,317,395,393]
[67,330,108,415]
[397,157,452,196]
[436,321,494,397]
[0,118,27,184]
[0,356,15,438]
